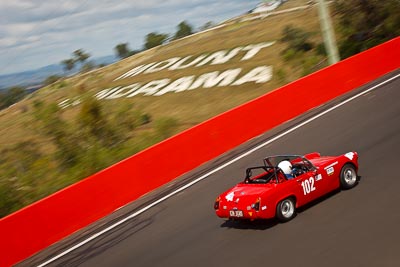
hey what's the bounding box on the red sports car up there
[214,152,359,222]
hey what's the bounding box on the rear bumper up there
[215,208,274,220]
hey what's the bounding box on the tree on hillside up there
[32,100,81,168]
[0,141,45,216]
[73,49,90,63]
[61,58,75,74]
[114,43,132,59]
[44,75,62,86]
[80,62,95,73]
[154,117,178,140]
[335,0,400,58]
[174,21,193,40]
[200,21,215,31]
[61,49,91,74]
[71,49,93,73]
[280,25,314,52]
[113,102,151,133]
[144,32,169,50]
[0,177,21,217]
[0,86,26,110]
[77,97,121,146]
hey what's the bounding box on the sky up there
[0,0,260,75]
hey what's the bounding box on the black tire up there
[340,163,358,189]
[276,197,296,222]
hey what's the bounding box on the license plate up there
[229,210,243,217]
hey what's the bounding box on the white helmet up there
[278,160,292,175]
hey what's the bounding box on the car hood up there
[309,156,337,168]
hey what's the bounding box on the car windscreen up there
[265,155,316,172]
[245,167,276,184]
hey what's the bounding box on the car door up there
[292,170,321,206]
[273,171,315,207]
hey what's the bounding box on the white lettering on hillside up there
[59,42,277,108]
[168,55,207,70]
[241,42,275,61]
[188,68,242,90]
[93,66,273,101]
[144,58,181,74]
[196,47,243,66]
[113,41,275,81]
[107,84,141,99]
[127,79,171,97]
[232,66,272,85]
[154,76,195,96]
[114,63,155,80]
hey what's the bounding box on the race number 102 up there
[301,177,316,195]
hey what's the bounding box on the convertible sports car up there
[214,152,359,222]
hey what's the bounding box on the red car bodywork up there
[214,152,359,221]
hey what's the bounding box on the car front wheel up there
[276,198,296,222]
[340,164,358,189]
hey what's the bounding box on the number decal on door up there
[301,177,316,195]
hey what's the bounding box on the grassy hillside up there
[0,0,328,216]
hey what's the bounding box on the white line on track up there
[38,73,400,267]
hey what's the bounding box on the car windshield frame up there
[264,155,317,171]
[244,166,283,184]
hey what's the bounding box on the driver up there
[278,160,294,179]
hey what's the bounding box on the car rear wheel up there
[276,198,296,222]
[340,164,358,189]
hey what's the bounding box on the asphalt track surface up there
[23,70,400,267]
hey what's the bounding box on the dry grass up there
[0,0,335,215]
[0,0,323,151]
